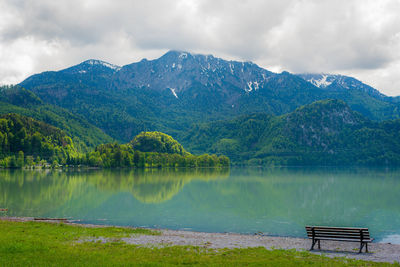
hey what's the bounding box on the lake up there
[1,167,400,244]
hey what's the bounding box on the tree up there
[17,151,24,167]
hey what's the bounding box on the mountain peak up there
[161,50,225,62]
[165,50,190,55]
[161,50,192,60]
[115,50,273,95]
[59,59,121,75]
[80,59,121,71]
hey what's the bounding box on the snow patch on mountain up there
[169,88,178,98]
[229,63,234,74]
[245,81,260,92]
[179,52,188,59]
[307,74,333,88]
[298,73,387,99]
[84,59,121,71]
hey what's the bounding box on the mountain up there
[181,99,400,165]
[19,50,400,143]
[0,85,113,151]
[114,51,271,90]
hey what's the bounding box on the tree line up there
[0,114,230,168]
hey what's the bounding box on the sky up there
[1,0,400,96]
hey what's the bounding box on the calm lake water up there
[1,167,400,244]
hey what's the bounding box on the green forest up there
[0,113,229,169]
[0,113,78,168]
[3,84,400,167]
[0,85,112,151]
[86,132,229,168]
[183,99,400,166]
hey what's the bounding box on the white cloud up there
[0,36,62,84]
[0,0,399,95]
[342,60,400,96]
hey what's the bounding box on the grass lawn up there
[0,220,397,266]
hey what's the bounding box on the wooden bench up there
[305,226,373,253]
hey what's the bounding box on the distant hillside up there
[19,50,400,142]
[0,85,113,151]
[182,99,400,166]
[0,113,78,167]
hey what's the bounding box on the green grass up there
[0,220,397,266]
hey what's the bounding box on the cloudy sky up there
[1,0,400,95]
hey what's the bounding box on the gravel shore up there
[120,229,400,263]
[2,217,400,263]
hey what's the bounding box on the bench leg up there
[310,239,317,250]
[310,239,320,251]
[366,243,368,253]
[359,242,365,253]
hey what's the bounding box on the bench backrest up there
[305,226,371,241]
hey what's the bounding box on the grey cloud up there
[263,0,400,72]
[2,0,123,44]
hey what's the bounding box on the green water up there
[1,167,400,243]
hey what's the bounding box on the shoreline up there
[1,217,400,263]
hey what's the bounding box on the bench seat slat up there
[305,226,369,231]
[306,234,370,240]
[307,235,371,241]
[307,237,373,242]
[306,230,370,235]
[306,234,371,239]
[306,228,369,233]
[306,227,369,231]
[306,230,369,234]
[306,232,370,238]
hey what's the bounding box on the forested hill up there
[182,99,400,166]
[0,114,229,168]
[0,113,78,167]
[87,132,229,168]
[130,132,188,155]
[19,50,400,142]
[0,85,113,151]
